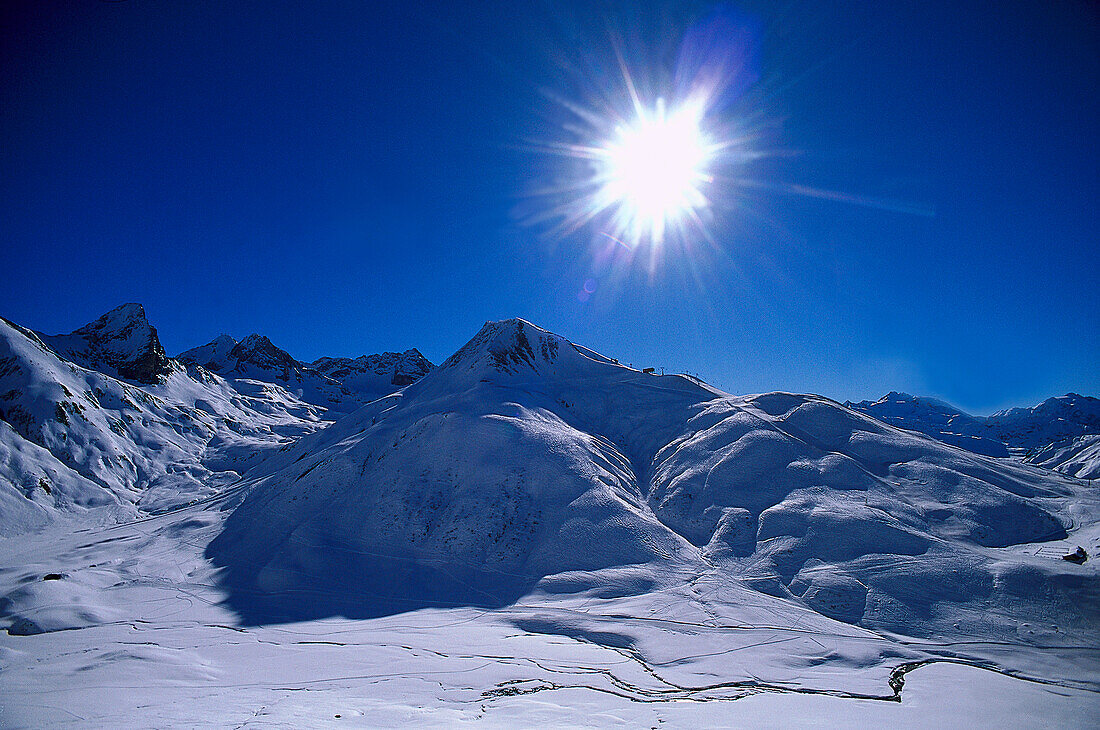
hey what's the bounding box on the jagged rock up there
[41,303,172,384]
[311,349,433,389]
[182,333,434,411]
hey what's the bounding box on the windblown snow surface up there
[1028,435,1100,481]
[1,317,1098,727]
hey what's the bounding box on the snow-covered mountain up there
[180,334,433,412]
[211,319,1096,643]
[178,333,357,411]
[987,393,1100,449]
[0,312,330,531]
[847,391,1100,475]
[3,314,1098,726]
[1027,434,1100,480]
[310,348,433,394]
[0,305,438,533]
[842,391,1007,457]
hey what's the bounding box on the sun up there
[594,98,714,245]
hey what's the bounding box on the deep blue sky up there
[2,1,1097,414]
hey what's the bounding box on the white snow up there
[180,335,433,414]
[1,313,1098,727]
[847,391,1100,459]
[1028,434,1100,480]
[0,315,330,523]
[310,348,433,397]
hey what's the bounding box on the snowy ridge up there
[180,332,355,411]
[175,333,236,372]
[181,333,433,413]
[310,348,433,393]
[212,321,1097,650]
[0,312,331,531]
[847,391,1100,470]
[2,311,1099,726]
[1027,434,1100,480]
[988,393,1100,449]
[0,303,437,533]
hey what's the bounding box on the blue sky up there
[2,1,1097,414]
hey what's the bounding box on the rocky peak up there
[178,334,238,372]
[42,303,172,384]
[228,334,299,380]
[310,348,434,389]
[440,318,565,376]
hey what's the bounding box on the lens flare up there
[594,98,714,244]
[519,12,768,264]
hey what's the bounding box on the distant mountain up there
[39,303,173,384]
[180,335,433,412]
[987,393,1100,449]
[310,349,433,393]
[0,304,438,534]
[174,333,236,372]
[842,391,1007,457]
[210,318,1087,643]
[179,331,359,411]
[845,391,1100,474]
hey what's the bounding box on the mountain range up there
[846,391,1100,477]
[0,303,434,530]
[1,304,1097,725]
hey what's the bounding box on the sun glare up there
[595,99,714,245]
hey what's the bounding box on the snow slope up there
[2,315,1098,727]
[211,319,1099,650]
[1028,434,1100,480]
[4,506,1097,727]
[0,313,330,527]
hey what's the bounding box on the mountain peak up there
[180,332,299,379]
[210,333,237,348]
[237,333,273,350]
[228,334,298,378]
[73,303,150,336]
[42,303,171,384]
[440,318,566,376]
[178,334,238,372]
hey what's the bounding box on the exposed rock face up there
[227,335,299,381]
[40,303,172,384]
[182,333,433,412]
[310,349,433,388]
